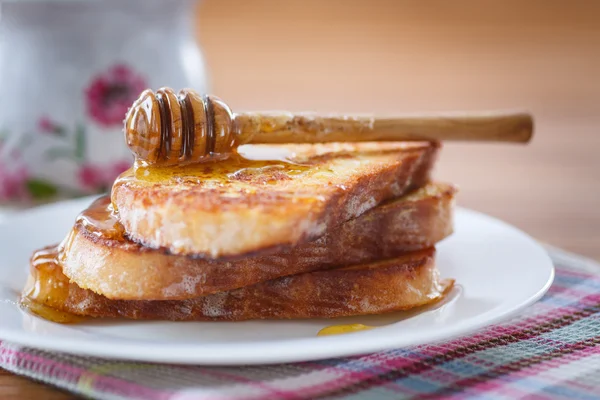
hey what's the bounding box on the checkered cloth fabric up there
[1,246,599,400]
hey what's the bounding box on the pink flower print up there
[108,160,132,182]
[37,116,64,136]
[77,159,132,193]
[85,64,147,127]
[78,164,105,191]
[0,146,30,201]
[0,166,29,201]
[38,116,55,133]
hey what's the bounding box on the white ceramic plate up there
[0,197,554,365]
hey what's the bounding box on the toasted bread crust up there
[25,248,452,321]
[62,183,456,300]
[112,142,439,258]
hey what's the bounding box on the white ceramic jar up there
[0,0,207,205]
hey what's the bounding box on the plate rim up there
[0,200,555,365]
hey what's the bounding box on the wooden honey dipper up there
[125,87,534,166]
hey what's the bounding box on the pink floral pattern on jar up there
[36,112,134,197]
[38,116,65,136]
[0,64,145,202]
[85,65,147,127]
[77,160,131,194]
[0,145,30,202]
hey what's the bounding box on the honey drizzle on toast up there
[54,146,313,262]
[20,146,313,324]
[114,145,309,187]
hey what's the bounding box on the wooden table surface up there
[3,1,599,398]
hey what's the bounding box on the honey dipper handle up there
[233,112,533,144]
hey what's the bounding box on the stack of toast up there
[22,141,456,322]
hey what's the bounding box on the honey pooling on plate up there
[317,324,374,336]
[20,246,83,324]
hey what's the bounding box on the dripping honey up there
[20,246,83,323]
[53,196,126,268]
[75,197,124,240]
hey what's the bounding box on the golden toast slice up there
[112,142,439,258]
[23,248,452,321]
[61,183,455,300]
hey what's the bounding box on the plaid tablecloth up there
[1,246,599,400]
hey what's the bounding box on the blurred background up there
[196,0,599,260]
